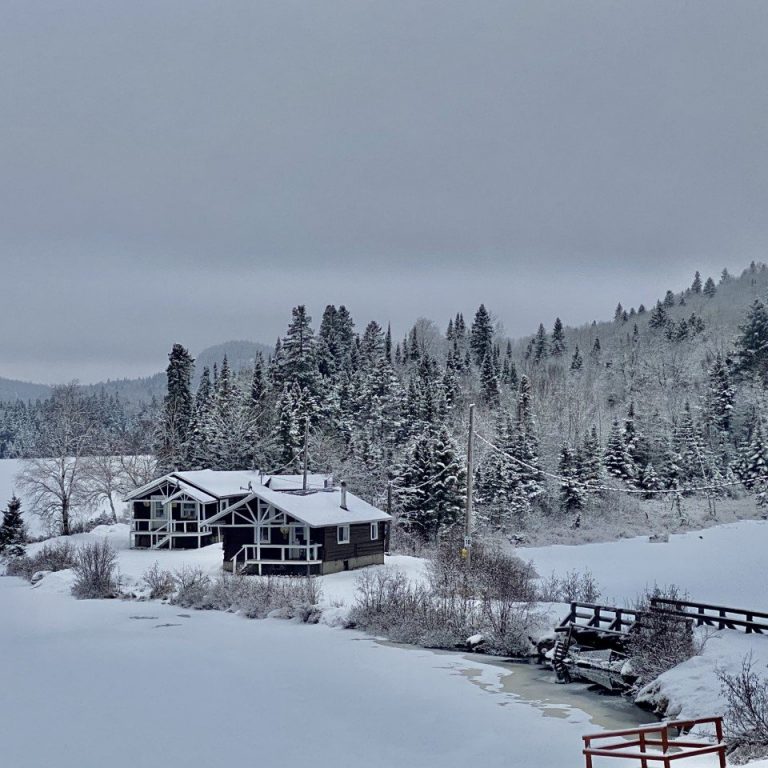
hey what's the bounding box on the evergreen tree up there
[603,419,634,482]
[512,376,543,499]
[550,317,566,356]
[274,383,303,467]
[532,324,549,363]
[703,277,717,298]
[159,343,194,470]
[480,351,501,407]
[275,305,322,417]
[640,462,661,499]
[0,495,26,557]
[579,426,602,488]
[558,442,585,517]
[186,367,214,469]
[706,353,734,435]
[470,304,494,367]
[590,337,601,363]
[663,290,676,308]
[649,301,669,329]
[570,346,583,371]
[738,419,768,503]
[614,303,624,322]
[735,300,768,382]
[691,271,702,294]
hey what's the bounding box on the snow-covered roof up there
[207,485,391,528]
[123,469,331,503]
[164,486,217,505]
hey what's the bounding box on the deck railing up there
[232,543,322,574]
[583,717,726,768]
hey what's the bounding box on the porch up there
[231,543,323,575]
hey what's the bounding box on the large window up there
[337,525,350,545]
[370,522,379,541]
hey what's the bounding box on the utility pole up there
[302,419,309,492]
[385,478,393,554]
[464,403,475,567]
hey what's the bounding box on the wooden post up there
[464,403,475,568]
[302,420,309,492]
[638,731,648,768]
[385,479,392,554]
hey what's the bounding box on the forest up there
[4,261,768,541]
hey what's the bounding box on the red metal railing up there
[583,717,726,768]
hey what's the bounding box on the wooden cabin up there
[125,470,327,550]
[206,480,391,575]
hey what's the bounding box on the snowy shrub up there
[71,540,119,599]
[70,513,118,535]
[349,561,538,656]
[141,561,176,600]
[6,540,77,581]
[626,585,696,685]
[168,569,323,622]
[718,654,768,764]
[538,569,601,603]
[170,566,212,608]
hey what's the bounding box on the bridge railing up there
[650,597,768,634]
[582,716,726,768]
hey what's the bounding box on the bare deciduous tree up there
[16,384,95,535]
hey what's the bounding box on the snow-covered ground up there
[521,518,768,608]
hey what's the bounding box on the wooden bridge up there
[552,596,768,684]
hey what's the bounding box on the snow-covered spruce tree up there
[550,317,566,357]
[427,425,467,540]
[590,337,601,364]
[475,412,519,530]
[274,305,322,420]
[0,495,26,558]
[186,366,214,469]
[663,290,676,308]
[274,383,303,467]
[512,376,543,501]
[739,419,768,503]
[706,353,734,437]
[640,462,661,499]
[603,419,634,483]
[703,277,717,298]
[673,402,710,485]
[578,426,602,488]
[558,442,585,521]
[570,346,583,371]
[648,301,669,330]
[532,324,548,364]
[735,299,768,383]
[209,356,254,470]
[480,349,501,407]
[691,270,702,294]
[158,343,194,471]
[470,304,494,367]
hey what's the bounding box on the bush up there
[171,566,212,608]
[349,542,541,656]
[719,654,768,764]
[626,585,697,684]
[71,540,120,598]
[70,513,118,535]
[538,569,602,603]
[168,568,323,622]
[5,540,77,581]
[141,561,176,600]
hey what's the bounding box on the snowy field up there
[521,519,768,609]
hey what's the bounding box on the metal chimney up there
[340,481,348,510]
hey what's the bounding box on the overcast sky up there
[1,2,766,383]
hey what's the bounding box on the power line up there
[473,431,746,497]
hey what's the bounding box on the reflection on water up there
[378,640,653,732]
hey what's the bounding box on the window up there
[180,501,197,520]
[370,522,379,541]
[258,526,270,544]
[151,499,165,519]
[337,525,350,545]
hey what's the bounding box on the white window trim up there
[370,522,379,541]
[337,525,350,545]
[150,497,166,519]
[180,501,197,520]
[258,526,271,544]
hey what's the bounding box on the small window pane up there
[370,523,379,541]
[337,525,350,544]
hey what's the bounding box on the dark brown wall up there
[322,523,385,563]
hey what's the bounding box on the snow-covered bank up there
[521,519,768,608]
[0,576,609,768]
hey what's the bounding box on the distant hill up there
[0,339,272,406]
[0,377,52,403]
